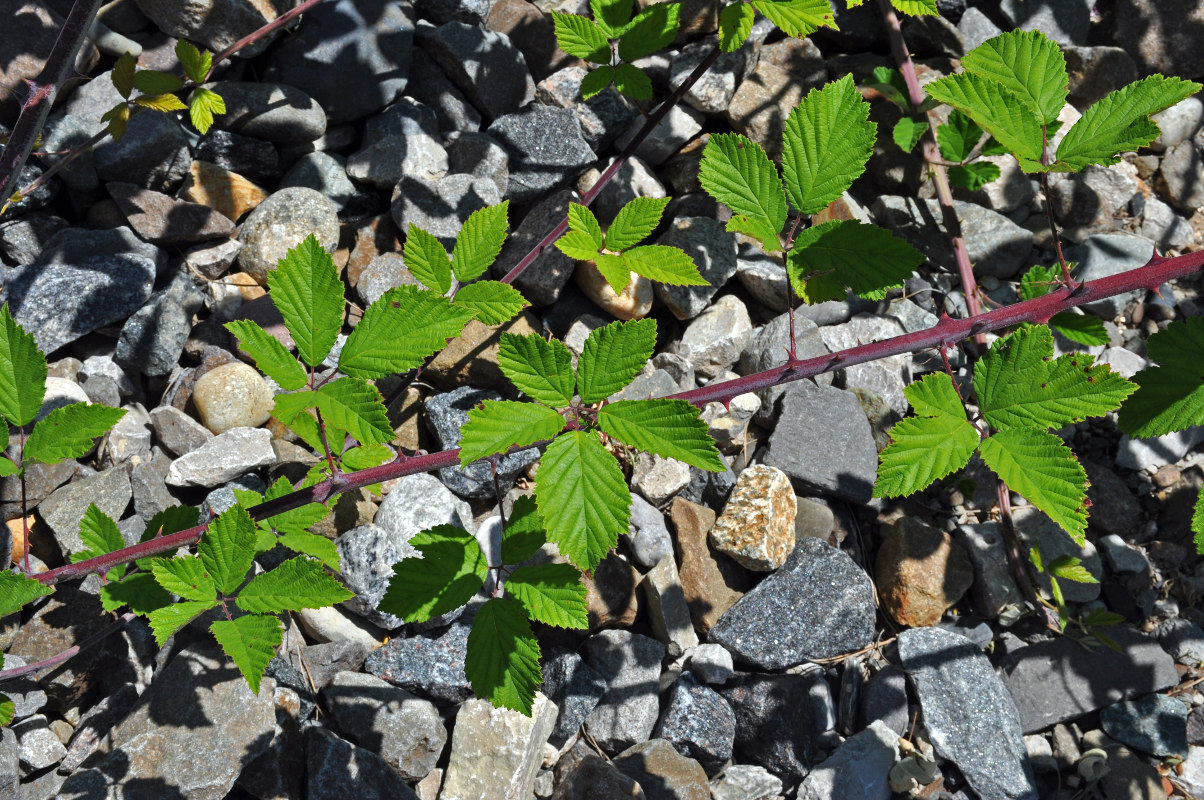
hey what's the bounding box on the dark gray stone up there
[150,405,213,457]
[653,673,735,774]
[364,621,474,705]
[999,0,1091,45]
[798,720,899,800]
[280,152,358,211]
[347,98,447,189]
[415,0,489,24]
[0,729,14,797]
[445,131,509,196]
[391,173,502,248]
[860,665,910,735]
[1100,693,1189,757]
[195,130,281,185]
[209,81,328,144]
[583,630,666,755]
[306,725,421,800]
[1160,618,1204,663]
[94,112,192,192]
[718,671,830,782]
[536,66,638,153]
[404,46,482,133]
[1012,506,1102,603]
[541,647,607,749]
[0,162,56,220]
[420,22,535,121]
[1065,233,1155,318]
[294,640,370,691]
[262,0,414,124]
[900,627,1037,800]
[424,386,541,499]
[265,655,318,721]
[0,226,164,355]
[116,266,206,377]
[0,214,67,265]
[652,217,738,319]
[487,104,595,203]
[709,538,876,670]
[491,188,577,306]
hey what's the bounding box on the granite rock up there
[237,187,341,284]
[420,22,536,121]
[209,81,328,143]
[798,720,899,800]
[305,725,420,800]
[488,104,595,203]
[424,386,541,498]
[1100,693,1189,758]
[192,361,275,434]
[364,621,474,705]
[718,670,831,782]
[653,217,737,319]
[708,465,796,572]
[653,673,735,774]
[440,693,557,800]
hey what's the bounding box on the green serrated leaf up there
[782,75,876,215]
[698,133,788,245]
[869,66,910,110]
[787,219,923,302]
[101,103,129,140]
[210,614,282,694]
[378,525,488,622]
[719,1,755,50]
[598,399,724,471]
[1053,75,1202,171]
[577,318,657,404]
[236,556,353,613]
[750,0,837,37]
[341,443,391,473]
[134,92,188,112]
[593,253,632,293]
[536,430,630,571]
[581,66,616,100]
[268,234,344,369]
[1050,312,1109,346]
[277,531,341,570]
[938,110,985,163]
[465,596,542,715]
[0,571,52,617]
[101,572,174,615]
[892,117,927,152]
[0,695,15,727]
[224,320,308,391]
[874,373,980,497]
[725,215,784,254]
[188,88,225,135]
[557,230,604,261]
[505,562,588,628]
[134,70,185,95]
[974,326,1136,431]
[175,40,212,84]
[947,162,1001,191]
[0,303,47,427]
[618,3,679,61]
[497,333,576,407]
[111,53,136,99]
[459,401,565,466]
[961,30,1067,125]
[77,503,126,577]
[621,245,706,286]
[613,63,652,100]
[317,377,394,446]
[0,457,18,477]
[503,495,546,564]
[605,197,670,252]
[925,72,1045,170]
[1047,555,1097,583]
[591,0,633,36]
[1192,489,1204,556]
[404,225,453,294]
[1117,316,1204,437]
[454,280,528,325]
[149,599,218,645]
[199,505,258,595]
[891,0,937,15]
[1018,263,1062,301]
[152,555,217,602]
[339,286,472,379]
[567,203,605,249]
[552,11,612,62]
[24,403,126,465]
[273,391,321,450]
[452,202,509,283]
[979,428,1089,544]
[138,505,201,571]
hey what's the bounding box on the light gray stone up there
[686,643,734,685]
[642,556,699,658]
[237,187,340,284]
[1140,196,1196,250]
[150,405,215,457]
[709,764,782,800]
[676,294,752,378]
[625,493,673,570]
[165,426,276,488]
[616,104,704,166]
[421,22,536,121]
[1116,426,1204,470]
[13,714,66,771]
[37,466,132,560]
[798,720,899,800]
[440,693,557,800]
[653,217,738,319]
[1153,97,1204,150]
[392,173,503,248]
[1160,137,1204,210]
[1065,232,1156,318]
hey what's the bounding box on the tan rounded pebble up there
[573,260,653,320]
[192,362,275,434]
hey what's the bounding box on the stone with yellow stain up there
[573,261,653,320]
[179,160,268,223]
[225,271,267,302]
[6,515,33,564]
[709,465,797,572]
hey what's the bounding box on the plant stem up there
[0,613,134,681]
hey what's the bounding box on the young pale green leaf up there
[0,695,12,727]
[101,573,174,615]
[613,63,652,100]
[787,219,923,302]
[974,326,1136,431]
[618,3,679,61]
[452,201,510,283]
[135,92,187,112]
[577,318,657,404]
[591,0,633,37]
[0,302,47,427]
[236,556,353,613]
[378,525,488,622]
[552,11,612,62]
[210,614,282,694]
[0,456,17,477]
[111,52,136,99]
[497,333,576,407]
[960,30,1067,125]
[782,75,877,215]
[1053,76,1202,171]
[101,103,129,140]
[719,1,754,51]
[698,133,787,247]
[567,203,605,248]
[1047,555,1097,584]
[0,571,52,618]
[1017,263,1062,301]
[199,505,258,595]
[938,110,985,162]
[621,245,706,286]
[556,230,603,261]
[317,377,394,446]
[890,0,937,14]
[598,399,724,471]
[1192,490,1204,556]
[459,401,565,466]
[267,235,344,368]
[278,532,341,570]
[893,117,927,152]
[502,495,547,565]
[134,70,185,95]
[581,66,615,100]
[749,0,836,37]
[175,40,212,84]
[1050,312,1109,346]
[536,430,630,571]
[925,72,1045,170]
[453,280,528,325]
[947,162,1001,191]
[149,599,218,645]
[604,197,670,252]
[874,373,980,497]
[505,563,588,629]
[725,216,783,254]
[979,428,1089,544]
[465,596,542,715]
[592,253,632,293]
[1117,316,1204,437]
[404,225,453,294]
[339,285,473,378]
[152,555,217,602]
[188,88,225,134]
[24,404,126,465]
[224,320,308,391]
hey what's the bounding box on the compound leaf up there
[175,40,212,84]
[24,404,126,465]
[1017,263,1062,301]
[151,555,217,602]
[339,285,472,378]
[101,103,129,140]
[621,245,705,286]
[404,225,452,295]
[699,133,787,248]
[210,614,282,694]
[0,457,17,477]
[552,11,612,62]
[452,202,509,283]
[267,235,343,369]
[502,495,547,565]
[577,318,657,404]
[498,333,576,407]
[0,571,52,618]
[1117,316,1204,437]
[134,92,187,112]
[960,30,1067,125]
[979,428,1089,544]
[787,219,923,301]
[453,280,528,325]
[149,599,218,646]
[749,0,836,37]
[188,88,225,134]
[317,377,394,446]
[278,532,341,571]
[536,430,630,571]
[614,63,652,100]
[719,1,754,51]
[199,505,258,595]
[618,3,679,62]
[100,573,173,615]
[133,70,184,95]
[466,596,541,715]
[598,399,724,471]
[237,556,353,613]
[224,320,307,391]
[459,401,565,466]
[874,373,980,497]
[506,563,588,629]
[111,53,136,99]
[0,303,46,427]
[581,65,615,100]
[378,525,488,622]
[925,72,1045,170]
[782,75,876,215]
[605,197,670,252]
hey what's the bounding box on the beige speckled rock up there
[709,465,797,572]
[192,361,274,434]
[573,261,653,320]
